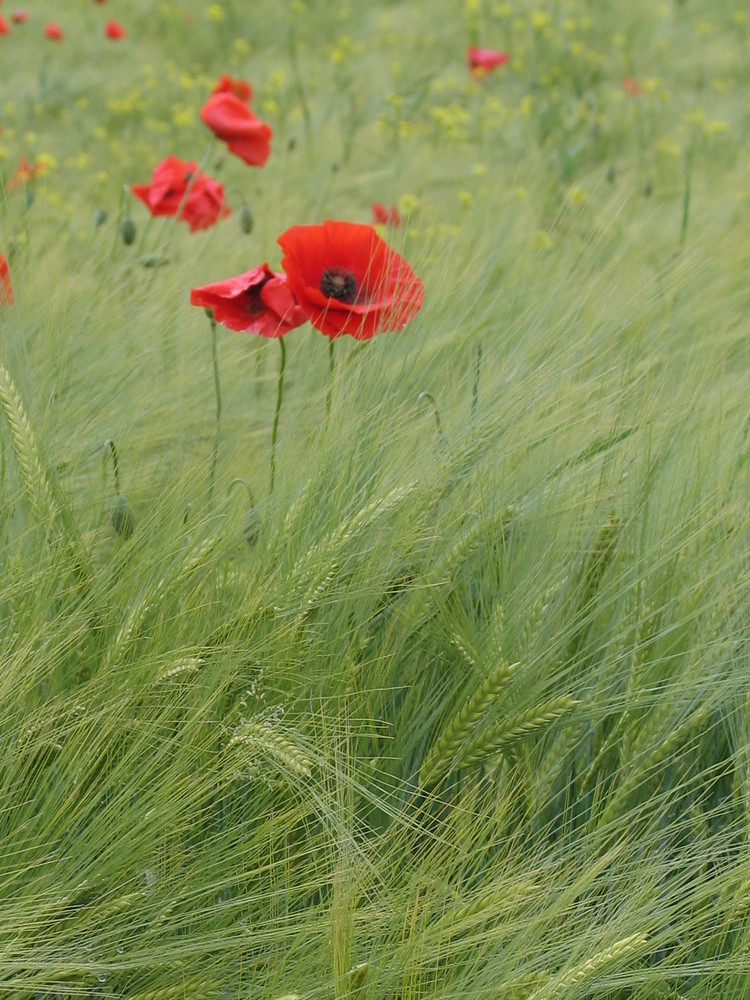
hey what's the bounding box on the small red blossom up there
[44,22,63,40]
[131,155,231,233]
[7,156,41,191]
[277,219,424,340]
[11,11,28,23]
[211,74,253,103]
[200,92,272,167]
[104,19,126,39]
[0,14,11,34]
[467,46,509,75]
[190,263,308,338]
[372,202,402,227]
[0,254,13,305]
[621,76,643,97]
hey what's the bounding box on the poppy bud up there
[238,204,254,234]
[24,189,35,209]
[119,216,137,245]
[110,494,136,540]
[642,180,653,198]
[606,164,616,184]
[93,208,108,227]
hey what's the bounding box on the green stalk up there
[270,337,286,494]
[326,338,335,422]
[209,314,222,507]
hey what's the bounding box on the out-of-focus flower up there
[104,19,126,39]
[7,156,41,191]
[0,254,13,305]
[621,76,644,97]
[11,11,29,24]
[131,155,231,232]
[200,92,272,167]
[0,15,12,34]
[44,22,63,40]
[190,263,308,337]
[278,219,424,340]
[211,74,253,102]
[372,202,402,227]
[467,46,510,76]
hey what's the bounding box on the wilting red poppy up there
[44,22,63,40]
[277,219,424,340]
[11,11,29,23]
[467,46,509,75]
[200,92,272,167]
[372,202,402,227]
[0,255,13,305]
[131,155,231,232]
[621,76,643,97]
[7,156,40,191]
[104,19,125,39]
[211,74,253,103]
[0,15,11,34]
[190,263,308,338]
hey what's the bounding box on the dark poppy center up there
[320,267,357,304]
[244,286,265,315]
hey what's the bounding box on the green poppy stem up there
[209,313,222,507]
[270,337,286,494]
[326,338,335,422]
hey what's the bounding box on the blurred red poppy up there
[104,19,125,39]
[200,92,272,167]
[372,202,402,227]
[0,255,13,305]
[44,22,62,40]
[467,46,509,75]
[11,11,28,23]
[7,156,40,191]
[131,155,231,232]
[278,220,424,340]
[190,263,308,338]
[621,76,643,97]
[211,74,253,103]
[0,15,11,34]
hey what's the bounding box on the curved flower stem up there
[269,337,286,494]
[209,314,222,507]
[103,438,121,495]
[326,338,335,423]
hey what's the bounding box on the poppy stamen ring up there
[320,267,357,304]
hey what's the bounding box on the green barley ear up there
[0,361,92,593]
[345,962,369,1000]
[229,719,313,780]
[461,695,578,769]
[419,660,517,787]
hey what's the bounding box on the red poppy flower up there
[104,19,125,39]
[7,156,40,191]
[372,202,402,227]
[0,254,13,305]
[200,92,272,167]
[131,155,231,232]
[621,76,643,97]
[0,15,11,34]
[467,46,509,75]
[277,220,424,340]
[211,74,253,103]
[190,263,308,338]
[11,11,28,23]
[44,22,63,40]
